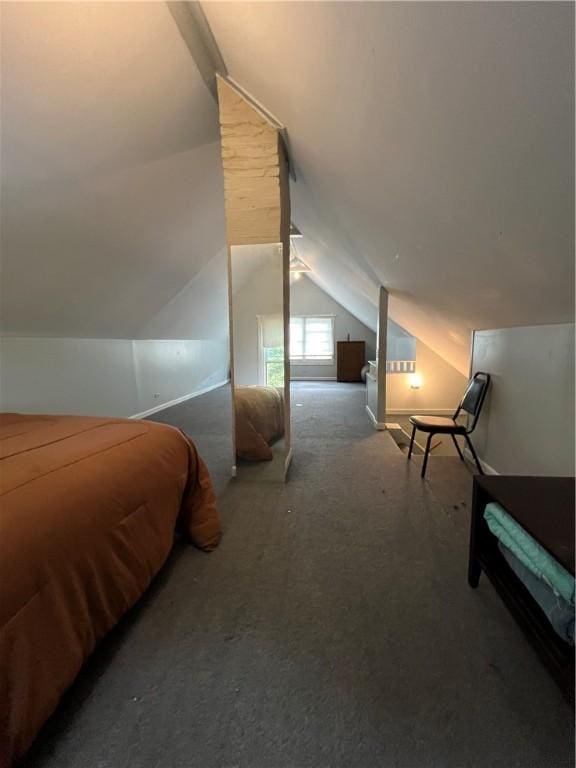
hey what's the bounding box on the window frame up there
[289,314,336,366]
[263,346,285,387]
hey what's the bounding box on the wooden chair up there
[408,371,491,478]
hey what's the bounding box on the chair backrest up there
[453,371,491,432]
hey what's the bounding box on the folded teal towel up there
[484,502,575,605]
[498,542,574,645]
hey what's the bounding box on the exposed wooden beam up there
[166,1,227,100]
[166,3,296,181]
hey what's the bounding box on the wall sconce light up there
[409,373,422,389]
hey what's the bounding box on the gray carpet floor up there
[24,383,573,768]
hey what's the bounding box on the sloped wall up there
[0,244,231,418]
[386,339,467,414]
[0,4,232,421]
[138,250,229,340]
[2,135,226,340]
[204,1,574,378]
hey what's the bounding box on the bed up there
[468,475,574,702]
[0,413,220,767]
[234,386,284,461]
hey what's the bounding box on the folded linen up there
[484,502,575,605]
[498,542,575,645]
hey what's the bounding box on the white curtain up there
[260,314,284,348]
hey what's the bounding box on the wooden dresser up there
[336,341,365,382]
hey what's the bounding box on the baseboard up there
[130,378,229,420]
[388,421,498,473]
[366,404,387,430]
[291,376,337,381]
[463,447,499,475]
[386,408,455,415]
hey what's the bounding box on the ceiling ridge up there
[166,1,227,100]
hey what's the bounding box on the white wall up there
[387,339,467,414]
[290,275,376,379]
[470,323,575,475]
[387,320,416,361]
[0,337,229,418]
[231,244,284,386]
[0,338,139,417]
[0,5,234,422]
[133,339,228,415]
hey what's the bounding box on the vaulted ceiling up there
[203,0,574,372]
[1,2,573,373]
[1,2,227,338]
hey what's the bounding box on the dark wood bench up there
[468,475,575,702]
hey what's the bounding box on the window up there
[258,315,285,387]
[290,315,335,364]
[264,346,284,386]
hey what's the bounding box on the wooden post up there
[216,76,291,474]
[376,286,388,425]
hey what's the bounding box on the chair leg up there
[408,425,416,459]
[464,434,484,474]
[421,433,434,478]
[451,434,465,462]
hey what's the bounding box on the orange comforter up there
[234,386,285,461]
[0,413,220,767]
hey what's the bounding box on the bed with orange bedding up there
[0,413,220,767]
[234,386,284,461]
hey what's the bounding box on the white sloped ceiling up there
[2,2,573,375]
[203,1,574,373]
[1,1,227,339]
